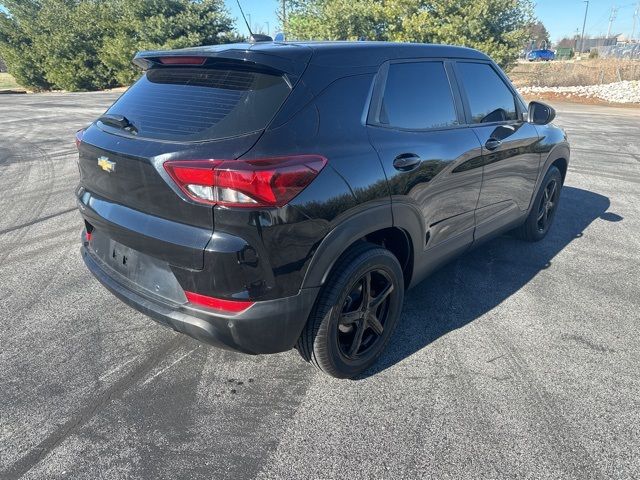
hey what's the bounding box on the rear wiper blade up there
[97,114,137,134]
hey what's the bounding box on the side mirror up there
[528,101,556,125]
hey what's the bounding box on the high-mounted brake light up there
[158,56,206,65]
[163,156,327,208]
[185,291,254,313]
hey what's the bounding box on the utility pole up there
[632,2,640,41]
[606,5,618,38]
[265,21,270,36]
[580,1,589,54]
[281,0,286,33]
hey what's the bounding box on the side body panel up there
[535,124,570,178]
[471,122,542,239]
[368,127,483,250]
[365,59,484,288]
[226,72,391,297]
[452,59,543,243]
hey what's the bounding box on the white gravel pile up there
[519,80,640,104]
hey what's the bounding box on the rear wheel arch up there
[363,227,413,288]
[301,205,416,290]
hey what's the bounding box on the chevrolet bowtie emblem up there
[98,156,116,173]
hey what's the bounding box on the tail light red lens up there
[185,291,254,313]
[75,128,85,149]
[163,155,327,208]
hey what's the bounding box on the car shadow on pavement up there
[359,186,619,379]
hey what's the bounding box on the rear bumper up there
[82,244,319,354]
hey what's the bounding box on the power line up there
[588,9,612,32]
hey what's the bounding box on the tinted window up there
[457,63,518,123]
[377,62,458,130]
[104,67,291,141]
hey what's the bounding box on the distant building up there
[578,36,618,53]
[598,42,640,60]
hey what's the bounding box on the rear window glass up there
[103,67,291,141]
[376,62,458,130]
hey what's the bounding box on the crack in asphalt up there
[0,336,187,480]
[0,207,77,236]
[567,167,640,184]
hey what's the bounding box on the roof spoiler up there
[132,45,311,80]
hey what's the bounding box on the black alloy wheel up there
[337,269,394,360]
[537,177,559,234]
[297,242,404,379]
[513,165,563,242]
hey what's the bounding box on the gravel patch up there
[519,80,640,104]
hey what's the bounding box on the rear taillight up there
[75,128,85,149]
[163,155,327,208]
[185,291,254,313]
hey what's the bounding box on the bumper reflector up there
[185,291,254,313]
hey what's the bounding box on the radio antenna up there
[236,0,273,43]
[236,0,253,38]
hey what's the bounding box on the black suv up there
[76,42,569,378]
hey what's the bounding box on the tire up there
[513,165,563,242]
[297,242,404,379]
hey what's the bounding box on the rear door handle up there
[485,139,502,151]
[393,153,421,172]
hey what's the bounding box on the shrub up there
[285,0,535,69]
[0,0,237,91]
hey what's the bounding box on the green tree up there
[35,0,116,91]
[284,0,535,68]
[525,20,550,49]
[0,0,237,91]
[99,0,242,86]
[0,1,53,90]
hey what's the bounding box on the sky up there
[534,0,639,41]
[225,0,283,37]
[0,1,637,42]
[225,0,640,42]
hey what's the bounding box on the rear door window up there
[375,62,459,130]
[103,67,291,142]
[456,62,518,124]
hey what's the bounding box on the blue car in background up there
[528,49,555,61]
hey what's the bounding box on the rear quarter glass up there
[102,67,291,142]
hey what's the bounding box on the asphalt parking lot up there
[1,93,639,479]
